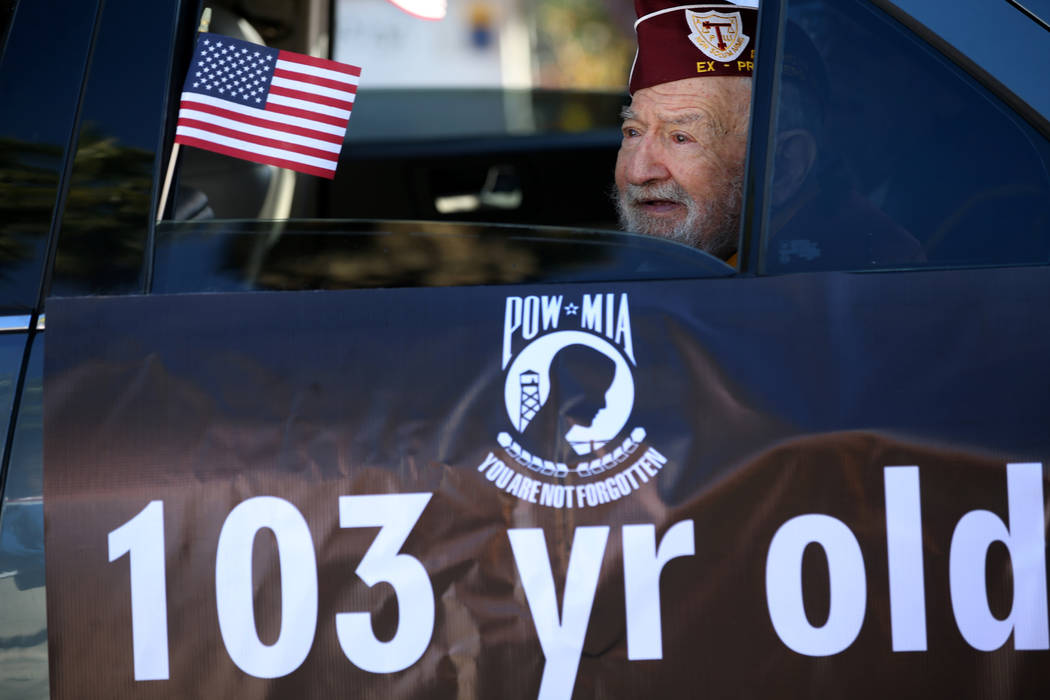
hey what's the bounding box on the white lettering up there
[884,466,927,651]
[477,452,500,473]
[503,297,522,369]
[336,494,435,672]
[949,462,1048,651]
[623,520,695,660]
[108,501,170,681]
[523,296,540,339]
[215,497,318,678]
[508,526,609,700]
[615,293,636,364]
[541,295,563,331]
[495,467,513,489]
[623,469,640,489]
[630,464,649,484]
[766,514,866,656]
[581,294,602,333]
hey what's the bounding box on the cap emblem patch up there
[685,9,749,62]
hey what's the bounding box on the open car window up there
[29,0,1050,298]
[166,0,635,231]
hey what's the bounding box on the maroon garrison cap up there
[629,1,760,94]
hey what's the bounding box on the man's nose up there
[625,135,671,185]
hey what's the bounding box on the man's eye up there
[623,127,640,138]
[672,133,691,144]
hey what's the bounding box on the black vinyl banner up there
[44,269,1050,698]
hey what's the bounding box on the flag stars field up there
[174,32,361,179]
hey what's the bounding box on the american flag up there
[175,33,361,179]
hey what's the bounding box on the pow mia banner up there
[44,270,1050,698]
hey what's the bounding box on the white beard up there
[615,174,743,260]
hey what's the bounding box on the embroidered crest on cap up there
[685,9,750,62]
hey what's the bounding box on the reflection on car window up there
[0,0,100,312]
[763,0,1050,272]
[1012,0,1050,27]
[151,220,733,293]
[0,0,17,58]
[0,335,45,698]
[48,0,182,298]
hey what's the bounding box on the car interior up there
[163,0,1050,285]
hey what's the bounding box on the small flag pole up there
[156,7,212,223]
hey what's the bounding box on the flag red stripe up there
[177,118,341,161]
[178,100,344,144]
[264,101,349,127]
[278,50,362,77]
[268,85,355,111]
[273,67,359,94]
[174,135,336,179]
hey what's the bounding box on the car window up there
[151,219,732,293]
[163,0,1050,278]
[0,0,100,313]
[0,331,28,473]
[890,0,1050,120]
[167,0,632,231]
[159,0,745,284]
[759,0,1050,273]
[1009,0,1050,27]
[47,0,182,299]
[0,0,16,57]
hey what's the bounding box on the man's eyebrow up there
[666,112,707,126]
[618,107,709,128]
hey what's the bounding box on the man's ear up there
[771,128,817,207]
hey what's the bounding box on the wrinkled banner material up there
[44,270,1050,698]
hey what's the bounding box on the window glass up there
[1008,0,1050,26]
[890,0,1050,119]
[0,0,100,313]
[0,0,17,56]
[151,219,732,293]
[762,0,1050,272]
[0,331,27,475]
[49,0,181,298]
[0,334,45,700]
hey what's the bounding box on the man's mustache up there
[622,181,692,207]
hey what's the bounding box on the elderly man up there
[615,0,757,261]
[615,0,924,270]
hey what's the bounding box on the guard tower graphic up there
[518,370,541,429]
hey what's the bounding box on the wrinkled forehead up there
[623,77,752,130]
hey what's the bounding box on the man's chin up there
[622,210,700,247]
